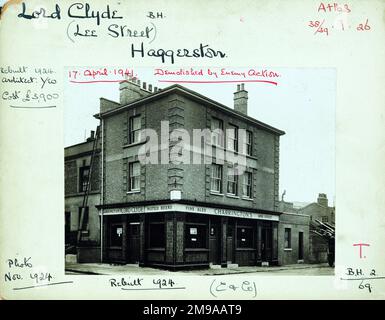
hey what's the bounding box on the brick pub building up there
[65,78,310,269]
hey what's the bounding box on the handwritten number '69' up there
[358,280,372,293]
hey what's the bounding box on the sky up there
[64,67,335,205]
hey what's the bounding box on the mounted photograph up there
[63,67,336,276]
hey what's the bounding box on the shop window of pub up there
[227,167,238,196]
[79,166,90,192]
[149,223,165,248]
[237,227,253,248]
[129,115,141,144]
[211,164,223,193]
[128,161,140,192]
[284,228,291,248]
[185,224,207,249]
[110,224,123,247]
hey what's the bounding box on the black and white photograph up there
[64,67,335,276]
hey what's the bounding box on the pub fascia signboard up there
[101,203,279,221]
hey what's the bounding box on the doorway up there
[127,222,140,264]
[209,221,220,264]
[261,226,272,262]
[298,232,304,260]
[226,223,234,263]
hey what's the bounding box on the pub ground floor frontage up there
[98,201,285,270]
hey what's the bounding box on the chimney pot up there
[143,82,147,90]
[149,84,153,92]
[237,84,241,91]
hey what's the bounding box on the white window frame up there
[246,130,252,156]
[211,164,223,193]
[227,167,238,196]
[129,115,141,144]
[242,172,252,198]
[129,161,140,191]
[211,117,224,147]
[227,124,238,152]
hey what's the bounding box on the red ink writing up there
[353,243,370,258]
[317,2,351,13]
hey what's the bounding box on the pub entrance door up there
[261,224,273,263]
[226,222,234,263]
[209,219,220,265]
[127,222,140,264]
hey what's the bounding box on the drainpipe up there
[100,118,104,263]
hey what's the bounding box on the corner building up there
[95,79,297,269]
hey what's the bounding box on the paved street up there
[65,262,334,276]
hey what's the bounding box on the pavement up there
[65,262,333,276]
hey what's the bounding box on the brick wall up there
[101,90,280,213]
[278,213,310,265]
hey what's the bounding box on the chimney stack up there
[119,77,152,105]
[317,193,328,207]
[234,83,248,115]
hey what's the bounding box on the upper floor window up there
[242,172,252,198]
[246,130,253,156]
[79,166,90,192]
[129,115,141,144]
[128,161,140,191]
[211,117,224,147]
[211,164,223,193]
[321,216,329,223]
[227,167,238,196]
[227,124,238,152]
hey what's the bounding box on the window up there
[321,216,328,223]
[149,223,165,248]
[211,117,224,147]
[237,227,253,248]
[185,224,207,248]
[242,172,252,198]
[246,130,252,156]
[227,167,238,195]
[211,164,223,193]
[284,228,291,248]
[79,166,90,192]
[110,224,123,247]
[227,124,238,152]
[129,115,141,144]
[128,162,140,191]
[78,207,89,231]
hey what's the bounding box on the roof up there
[94,84,285,136]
